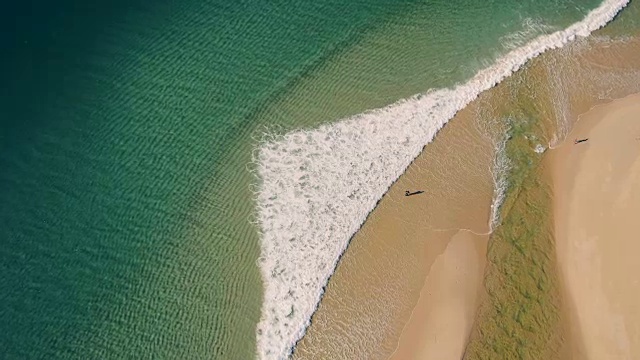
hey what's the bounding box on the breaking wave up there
[253,1,629,358]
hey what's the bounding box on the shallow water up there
[0,0,631,359]
[2,1,418,357]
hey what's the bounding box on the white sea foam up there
[253,1,629,358]
[500,17,557,51]
[489,130,511,229]
[535,143,547,154]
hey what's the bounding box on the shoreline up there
[551,92,640,359]
[293,101,496,359]
[255,2,630,357]
[383,30,640,360]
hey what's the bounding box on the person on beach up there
[574,138,589,144]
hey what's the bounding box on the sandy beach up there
[292,23,640,359]
[552,93,640,359]
[389,230,487,360]
[294,100,496,359]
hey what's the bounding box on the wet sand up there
[552,93,640,359]
[395,35,640,360]
[293,100,497,359]
[294,26,640,360]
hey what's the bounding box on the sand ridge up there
[552,93,640,359]
[389,230,488,360]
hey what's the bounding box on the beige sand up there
[552,94,640,360]
[390,230,487,360]
[294,102,496,359]
[295,32,640,360]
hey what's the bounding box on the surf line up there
[253,1,630,359]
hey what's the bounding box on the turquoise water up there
[0,0,620,358]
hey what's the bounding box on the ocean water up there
[0,0,630,359]
[1,1,416,358]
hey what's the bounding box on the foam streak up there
[254,1,628,358]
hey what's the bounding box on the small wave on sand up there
[252,1,629,358]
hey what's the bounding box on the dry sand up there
[552,93,640,360]
[389,230,487,360]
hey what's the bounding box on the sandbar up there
[552,93,640,359]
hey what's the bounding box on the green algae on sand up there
[464,71,564,360]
